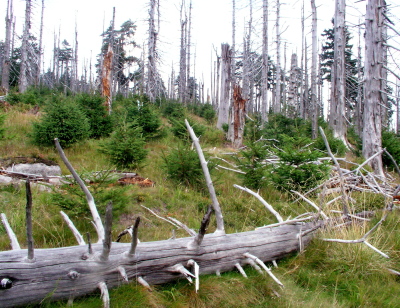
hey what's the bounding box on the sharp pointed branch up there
[168,263,195,283]
[244,253,284,287]
[291,190,329,220]
[127,217,141,256]
[54,138,105,243]
[234,263,247,278]
[117,266,129,282]
[167,217,196,236]
[100,202,113,261]
[244,256,263,274]
[319,127,349,215]
[60,211,85,246]
[98,281,110,308]
[364,241,390,258]
[185,119,225,234]
[26,179,34,261]
[137,276,152,291]
[1,213,21,250]
[187,259,200,292]
[189,205,213,249]
[234,184,283,223]
[86,232,93,255]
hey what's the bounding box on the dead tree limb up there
[0,213,21,250]
[234,184,283,223]
[26,179,34,261]
[54,138,105,243]
[185,119,225,234]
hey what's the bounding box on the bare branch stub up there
[100,202,113,261]
[26,179,34,261]
[129,217,141,256]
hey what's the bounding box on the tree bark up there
[362,0,386,177]
[329,0,347,144]
[19,0,32,93]
[1,0,13,91]
[231,85,246,148]
[261,0,269,122]
[0,222,317,307]
[217,44,231,130]
[310,0,318,139]
[274,0,281,114]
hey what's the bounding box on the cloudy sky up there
[1,0,399,91]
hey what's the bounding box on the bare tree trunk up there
[310,0,318,139]
[329,0,346,143]
[362,0,386,177]
[147,0,159,102]
[187,1,192,103]
[19,0,32,93]
[397,79,400,134]
[355,21,363,138]
[299,0,305,119]
[287,53,299,118]
[274,0,281,114]
[261,0,269,122]
[230,85,246,148]
[217,44,231,130]
[179,2,187,104]
[1,0,13,91]
[102,45,113,114]
[303,39,309,119]
[36,0,44,87]
[72,22,79,93]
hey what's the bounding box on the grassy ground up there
[0,105,399,307]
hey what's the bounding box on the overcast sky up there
[1,0,399,92]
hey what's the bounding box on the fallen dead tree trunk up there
[0,222,317,307]
[0,127,325,307]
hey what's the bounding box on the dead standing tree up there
[19,0,32,93]
[231,85,246,148]
[217,43,232,130]
[329,0,347,145]
[362,0,386,177]
[1,0,13,92]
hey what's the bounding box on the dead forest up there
[1,0,400,307]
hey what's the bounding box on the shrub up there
[382,130,400,169]
[126,100,163,139]
[270,135,330,192]
[200,103,216,123]
[99,122,148,170]
[75,94,113,139]
[162,144,212,190]
[235,141,270,189]
[170,117,206,143]
[162,101,186,119]
[31,97,90,148]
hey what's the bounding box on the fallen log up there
[0,221,316,307]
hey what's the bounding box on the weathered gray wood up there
[0,222,317,307]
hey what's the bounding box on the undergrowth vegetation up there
[0,91,399,307]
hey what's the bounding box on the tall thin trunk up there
[19,0,32,93]
[299,0,305,118]
[310,0,318,139]
[36,0,44,87]
[186,1,192,102]
[355,22,363,137]
[362,0,386,177]
[217,44,231,130]
[179,3,187,104]
[287,53,299,118]
[1,0,13,91]
[72,21,79,93]
[329,0,347,144]
[147,0,159,102]
[274,0,281,114]
[261,0,269,122]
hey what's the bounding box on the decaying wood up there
[0,122,357,307]
[55,138,105,243]
[185,119,225,234]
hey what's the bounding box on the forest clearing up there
[1,0,400,307]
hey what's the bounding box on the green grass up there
[1,105,400,307]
